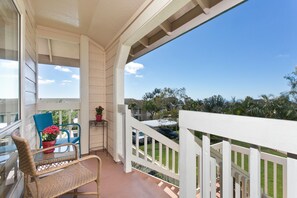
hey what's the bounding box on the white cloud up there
[0,60,18,69]
[135,75,143,78]
[60,80,72,86]
[72,74,80,80]
[62,80,72,83]
[54,66,71,72]
[39,79,55,85]
[38,76,42,79]
[125,62,144,75]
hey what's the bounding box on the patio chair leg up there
[96,180,100,198]
[74,188,77,198]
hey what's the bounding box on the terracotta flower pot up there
[42,140,56,154]
[96,114,102,122]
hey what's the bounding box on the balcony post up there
[287,153,297,197]
[249,145,261,198]
[124,106,132,173]
[179,127,196,198]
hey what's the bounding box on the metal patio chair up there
[33,112,81,156]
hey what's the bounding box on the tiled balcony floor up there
[62,150,179,198]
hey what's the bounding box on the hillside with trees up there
[127,68,297,121]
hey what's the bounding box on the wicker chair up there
[11,134,101,198]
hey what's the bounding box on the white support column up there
[210,157,216,198]
[113,44,130,162]
[202,134,210,198]
[222,139,232,198]
[249,146,261,198]
[287,153,297,198]
[179,127,196,198]
[124,106,132,173]
[80,35,89,155]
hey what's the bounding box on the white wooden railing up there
[121,105,179,180]
[212,142,287,197]
[179,110,297,198]
[37,99,80,137]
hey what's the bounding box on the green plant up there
[42,125,59,142]
[95,106,104,115]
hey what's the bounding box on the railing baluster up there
[287,154,297,197]
[68,110,72,137]
[202,134,210,198]
[241,154,244,169]
[136,130,139,157]
[210,157,216,198]
[172,149,175,173]
[234,151,237,164]
[222,139,232,197]
[264,160,268,194]
[144,134,147,161]
[59,110,62,139]
[159,142,162,166]
[152,139,155,164]
[273,162,277,197]
[235,173,240,198]
[166,146,169,169]
[242,177,247,198]
[249,146,261,198]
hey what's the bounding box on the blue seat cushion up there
[56,137,79,145]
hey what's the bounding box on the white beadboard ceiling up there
[31,0,146,48]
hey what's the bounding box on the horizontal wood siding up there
[89,42,106,151]
[24,0,37,148]
[105,40,120,155]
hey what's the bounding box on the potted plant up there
[95,106,104,122]
[42,125,59,153]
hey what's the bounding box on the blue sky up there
[125,0,297,100]
[38,64,80,98]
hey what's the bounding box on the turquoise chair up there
[33,112,81,156]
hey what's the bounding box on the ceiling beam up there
[159,21,172,36]
[193,0,210,14]
[47,39,53,62]
[138,37,149,48]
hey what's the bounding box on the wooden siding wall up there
[105,40,120,156]
[23,0,37,148]
[89,41,106,150]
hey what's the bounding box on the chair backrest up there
[33,113,54,147]
[11,134,37,176]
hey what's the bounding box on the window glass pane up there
[0,0,19,129]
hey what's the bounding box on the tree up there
[284,67,297,101]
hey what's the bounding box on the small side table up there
[89,120,108,155]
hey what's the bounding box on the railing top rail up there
[37,99,80,111]
[130,116,179,151]
[179,110,297,155]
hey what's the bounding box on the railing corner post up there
[179,127,196,198]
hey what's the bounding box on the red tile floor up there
[62,150,179,198]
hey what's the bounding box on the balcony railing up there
[122,105,179,182]
[179,110,297,198]
[37,99,80,138]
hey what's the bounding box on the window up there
[0,0,20,196]
[0,0,20,130]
